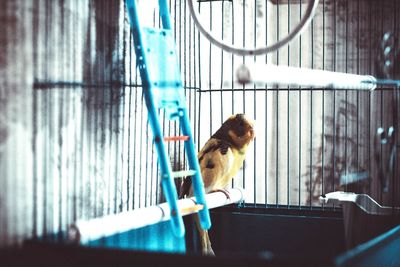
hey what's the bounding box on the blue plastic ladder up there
[125,0,211,237]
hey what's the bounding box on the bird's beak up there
[248,119,256,139]
[250,127,255,139]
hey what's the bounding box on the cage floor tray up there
[205,206,400,266]
[3,206,400,267]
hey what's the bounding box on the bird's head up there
[213,114,255,148]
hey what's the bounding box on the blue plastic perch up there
[125,0,211,237]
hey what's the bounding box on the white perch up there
[236,63,377,90]
[70,188,245,244]
[320,191,400,215]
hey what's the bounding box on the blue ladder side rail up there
[125,0,211,237]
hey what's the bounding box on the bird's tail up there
[194,213,215,256]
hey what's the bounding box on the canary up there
[180,113,255,255]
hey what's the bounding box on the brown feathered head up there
[212,114,255,148]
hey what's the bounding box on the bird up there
[180,113,255,255]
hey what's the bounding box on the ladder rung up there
[180,204,204,215]
[172,170,196,178]
[164,136,190,142]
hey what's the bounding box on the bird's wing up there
[179,138,234,197]
[198,138,234,193]
[179,175,192,199]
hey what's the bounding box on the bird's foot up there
[210,189,231,200]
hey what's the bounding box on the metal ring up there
[187,0,320,56]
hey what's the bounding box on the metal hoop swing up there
[187,0,320,56]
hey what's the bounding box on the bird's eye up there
[239,121,244,127]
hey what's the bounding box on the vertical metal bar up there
[104,1,110,215]
[58,0,65,235]
[118,44,123,213]
[32,0,41,239]
[61,0,69,229]
[393,0,398,210]
[96,0,104,218]
[332,0,337,198]
[321,0,325,208]
[356,0,360,192]
[43,0,50,237]
[242,1,246,115]
[188,0,192,122]
[73,0,79,221]
[157,109,163,205]
[32,73,38,237]
[276,0,279,207]
[344,0,348,190]
[208,2,213,136]
[231,0,235,115]
[80,0,88,219]
[145,118,149,207]
[396,87,400,211]
[367,0,372,199]
[149,1,159,207]
[127,33,133,210]
[209,1,213,136]
[119,5,128,210]
[197,0,202,152]
[52,0,57,229]
[310,4,314,208]
[87,3,93,218]
[178,0,183,171]
[170,0,176,168]
[254,0,257,206]
[167,3,173,179]
[132,53,139,209]
[265,0,268,206]
[150,137,156,206]
[221,1,225,125]
[109,0,117,214]
[380,2,384,202]
[173,0,178,182]
[231,2,235,187]
[287,0,290,208]
[67,0,72,224]
[242,1,247,192]
[70,0,77,222]
[298,0,302,207]
[183,0,188,170]
[139,91,144,208]
[265,89,268,206]
[192,1,197,150]
[231,1,235,189]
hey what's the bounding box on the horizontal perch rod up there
[70,188,245,244]
[236,63,377,90]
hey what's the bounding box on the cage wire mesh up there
[0,0,399,246]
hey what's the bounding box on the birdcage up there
[1,0,400,266]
